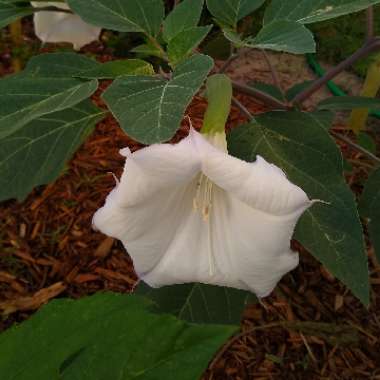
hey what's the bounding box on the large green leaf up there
[67,0,165,36]
[163,0,204,42]
[0,53,99,139]
[206,0,265,28]
[264,0,380,24]
[228,111,369,306]
[0,101,104,202]
[246,20,316,54]
[0,0,34,28]
[77,59,155,79]
[22,52,154,79]
[359,168,380,261]
[22,52,99,77]
[167,25,212,66]
[103,54,213,144]
[318,96,380,110]
[0,293,236,380]
[135,282,254,324]
[0,75,98,139]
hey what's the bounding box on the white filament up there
[193,173,215,275]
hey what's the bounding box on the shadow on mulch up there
[0,33,379,380]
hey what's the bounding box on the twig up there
[232,97,254,120]
[300,332,318,364]
[367,6,375,41]
[210,320,368,370]
[209,322,284,369]
[9,20,23,73]
[261,49,286,97]
[293,38,380,105]
[232,81,288,110]
[331,130,380,164]
[219,53,239,73]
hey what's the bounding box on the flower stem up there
[202,74,233,134]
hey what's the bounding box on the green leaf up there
[202,32,231,60]
[103,54,213,144]
[67,0,165,36]
[318,96,380,110]
[0,101,104,202]
[168,25,212,66]
[0,0,34,28]
[0,293,236,380]
[227,111,369,306]
[264,0,380,24]
[131,42,165,58]
[246,20,316,54]
[309,111,334,130]
[286,80,314,101]
[249,81,285,101]
[0,75,98,139]
[222,28,246,47]
[22,52,99,77]
[206,0,265,28]
[163,0,204,42]
[77,59,154,79]
[357,131,377,154]
[359,168,380,261]
[135,282,254,324]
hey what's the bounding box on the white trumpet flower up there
[31,2,101,50]
[93,128,313,298]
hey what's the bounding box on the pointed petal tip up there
[119,147,132,157]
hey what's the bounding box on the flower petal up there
[31,2,101,50]
[193,130,311,216]
[139,184,300,297]
[209,190,300,297]
[93,134,202,277]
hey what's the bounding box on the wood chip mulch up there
[1,42,380,380]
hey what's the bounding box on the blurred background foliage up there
[1,1,379,77]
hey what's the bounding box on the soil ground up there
[1,25,380,380]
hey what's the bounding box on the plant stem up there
[146,35,168,62]
[367,6,375,41]
[232,81,288,110]
[9,20,23,73]
[330,131,380,164]
[261,49,286,97]
[293,38,380,105]
[232,97,254,120]
[219,53,239,73]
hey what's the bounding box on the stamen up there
[192,173,215,276]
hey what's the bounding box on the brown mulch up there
[1,28,380,380]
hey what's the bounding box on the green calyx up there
[201,74,232,135]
